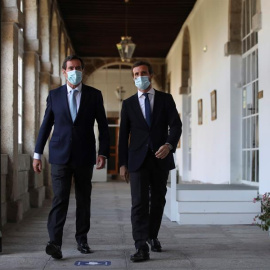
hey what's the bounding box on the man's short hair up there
[62,55,85,70]
[132,61,153,75]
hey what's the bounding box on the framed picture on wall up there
[211,90,217,120]
[198,99,203,125]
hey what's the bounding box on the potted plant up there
[253,192,270,233]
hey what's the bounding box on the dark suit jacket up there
[35,84,110,166]
[118,89,182,172]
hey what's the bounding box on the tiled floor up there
[1,180,270,270]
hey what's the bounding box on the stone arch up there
[83,58,164,90]
[180,27,191,95]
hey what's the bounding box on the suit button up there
[146,144,148,147]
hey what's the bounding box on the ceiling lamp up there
[116,0,136,62]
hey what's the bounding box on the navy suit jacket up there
[35,84,110,166]
[118,89,182,172]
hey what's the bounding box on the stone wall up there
[0,0,73,226]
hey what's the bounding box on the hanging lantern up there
[116,0,136,62]
[116,36,136,62]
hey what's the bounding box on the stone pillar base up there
[45,186,53,200]
[29,186,45,208]
[7,200,23,223]
[1,202,7,226]
[21,192,30,213]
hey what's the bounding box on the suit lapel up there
[75,84,86,121]
[61,85,72,120]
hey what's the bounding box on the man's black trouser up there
[48,164,93,246]
[129,150,169,250]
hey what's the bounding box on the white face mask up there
[134,76,150,90]
[67,70,82,85]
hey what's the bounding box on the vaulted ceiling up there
[56,0,197,59]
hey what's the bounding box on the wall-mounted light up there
[203,45,207,52]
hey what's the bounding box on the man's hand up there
[120,166,129,183]
[33,159,42,174]
[155,144,170,159]
[96,155,106,169]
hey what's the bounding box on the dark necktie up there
[70,89,78,122]
[143,93,151,126]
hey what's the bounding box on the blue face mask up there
[67,70,82,85]
[134,76,151,90]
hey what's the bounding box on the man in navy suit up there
[33,55,110,259]
[119,61,182,262]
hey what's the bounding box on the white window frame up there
[241,0,259,185]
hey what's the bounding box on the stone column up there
[23,0,45,207]
[1,154,8,226]
[1,2,23,222]
[39,0,53,199]
[40,63,53,199]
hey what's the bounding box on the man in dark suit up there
[118,61,182,262]
[33,55,110,259]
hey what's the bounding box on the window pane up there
[255,115,259,147]
[247,117,251,148]
[246,84,252,116]
[253,82,258,113]
[257,150,259,181]
[242,151,246,180]
[242,119,246,148]
[18,56,23,145]
[251,51,256,81]
[247,54,251,84]
[251,116,256,148]
[246,150,251,181]
[242,58,246,85]
[18,56,23,86]
[251,150,256,182]
[242,88,247,116]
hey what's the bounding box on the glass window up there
[241,0,259,183]
[18,56,23,145]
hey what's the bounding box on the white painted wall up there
[168,0,270,191]
[85,66,164,113]
[168,0,231,184]
[86,68,137,114]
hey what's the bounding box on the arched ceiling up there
[56,0,197,58]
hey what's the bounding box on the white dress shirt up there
[137,88,155,119]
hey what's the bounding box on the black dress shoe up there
[77,242,92,254]
[148,238,162,252]
[130,249,150,262]
[46,242,63,259]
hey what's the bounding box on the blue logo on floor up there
[75,261,111,266]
